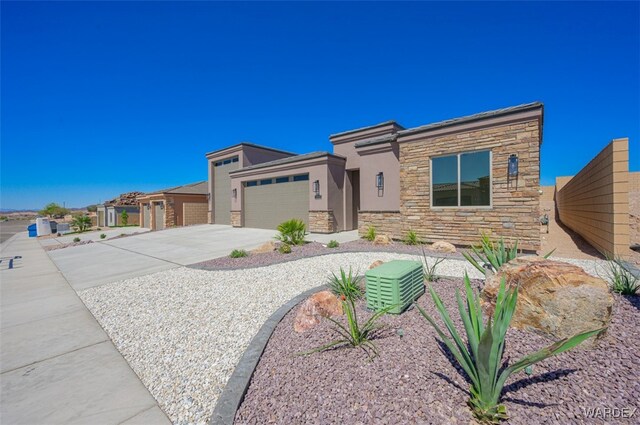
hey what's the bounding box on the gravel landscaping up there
[236,278,640,425]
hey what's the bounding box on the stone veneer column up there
[164,197,176,228]
[230,211,242,227]
[308,211,337,233]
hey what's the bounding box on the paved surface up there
[307,229,359,244]
[0,220,30,244]
[0,233,170,425]
[46,224,278,290]
[38,226,149,247]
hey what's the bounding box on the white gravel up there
[78,252,605,424]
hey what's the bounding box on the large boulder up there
[293,291,343,333]
[369,260,384,269]
[430,241,456,253]
[482,256,612,345]
[251,241,277,254]
[373,235,392,245]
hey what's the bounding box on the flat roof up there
[354,133,398,148]
[229,151,345,174]
[399,102,543,137]
[329,120,401,139]
[204,142,296,158]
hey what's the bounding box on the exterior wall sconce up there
[508,154,519,177]
[313,180,321,199]
[232,188,237,199]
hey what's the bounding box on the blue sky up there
[1,1,638,209]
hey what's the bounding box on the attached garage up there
[142,203,151,228]
[213,157,239,224]
[137,181,208,230]
[243,175,310,229]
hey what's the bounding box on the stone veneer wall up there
[358,211,402,239]
[400,120,541,251]
[230,211,242,227]
[165,197,176,228]
[183,202,208,226]
[308,210,337,233]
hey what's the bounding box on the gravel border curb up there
[209,284,327,425]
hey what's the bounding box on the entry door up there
[214,158,240,224]
[349,170,360,230]
[154,203,165,230]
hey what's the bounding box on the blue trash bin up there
[27,223,37,238]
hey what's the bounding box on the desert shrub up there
[120,210,129,226]
[278,243,292,254]
[73,237,81,243]
[364,225,376,242]
[417,274,603,423]
[71,215,92,233]
[463,233,555,274]
[601,256,639,295]
[327,240,339,248]
[329,267,363,300]
[275,219,306,246]
[229,249,248,258]
[100,233,106,239]
[405,230,420,245]
[421,247,445,282]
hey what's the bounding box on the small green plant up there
[274,218,306,246]
[96,227,102,231]
[71,215,92,233]
[417,274,603,423]
[100,233,106,239]
[73,237,81,243]
[229,249,248,258]
[120,209,129,226]
[329,267,363,300]
[405,230,420,245]
[327,239,339,248]
[301,294,394,360]
[278,243,292,254]
[421,247,445,282]
[364,225,377,242]
[601,256,639,295]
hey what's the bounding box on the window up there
[246,181,258,187]
[293,174,309,182]
[275,176,289,184]
[431,150,491,207]
[260,179,273,185]
[223,159,231,165]
[214,156,239,167]
[231,157,239,163]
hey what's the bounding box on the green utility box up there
[365,260,424,314]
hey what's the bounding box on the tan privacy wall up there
[556,138,630,256]
[183,202,208,226]
[629,171,639,245]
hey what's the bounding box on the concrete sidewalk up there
[0,233,170,424]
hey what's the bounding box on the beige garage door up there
[244,178,309,229]
[142,204,150,228]
[154,203,165,230]
[214,157,239,224]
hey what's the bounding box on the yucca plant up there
[364,225,377,242]
[601,256,639,295]
[417,274,604,423]
[421,247,445,282]
[462,234,519,274]
[301,294,394,360]
[274,218,306,245]
[405,230,420,245]
[328,267,363,300]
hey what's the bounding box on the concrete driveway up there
[46,225,277,290]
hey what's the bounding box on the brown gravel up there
[43,240,94,251]
[235,278,640,425]
[190,240,467,271]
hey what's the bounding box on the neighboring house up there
[138,181,208,230]
[97,192,143,227]
[206,102,544,250]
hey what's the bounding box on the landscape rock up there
[429,241,456,253]
[373,235,392,245]
[293,290,343,333]
[369,260,384,269]
[482,256,612,345]
[252,241,277,254]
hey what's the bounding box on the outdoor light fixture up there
[313,180,321,199]
[508,154,519,177]
[232,188,237,199]
[376,172,384,190]
[160,203,165,210]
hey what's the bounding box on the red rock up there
[293,291,343,333]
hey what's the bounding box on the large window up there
[431,150,491,207]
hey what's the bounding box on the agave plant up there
[462,234,519,274]
[328,267,363,300]
[405,229,420,245]
[274,218,306,245]
[601,255,639,295]
[417,274,603,423]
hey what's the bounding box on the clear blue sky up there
[1,1,638,209]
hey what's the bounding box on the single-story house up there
[138,181,208,230]
[206,102,543,250]
[97,192,143,227]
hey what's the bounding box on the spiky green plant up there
[278,243,292,254]
[274,218,306,245]
[229,249,248,258]
[601,256,639,295]
[417,274,604,423]
[100,233,106,239]
[405,230,420,245]
[327,239,339,248]
[462,234,519,274]
[328,267,363,300]
[364,225,377,242]
[301,295,394,360]
[71,215,92,233]
[421,247,445,282]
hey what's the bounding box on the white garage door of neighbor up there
[244,179,309,229]
[142,204,151,228]
[214,158,240,224]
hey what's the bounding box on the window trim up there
[429,150,493,209]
